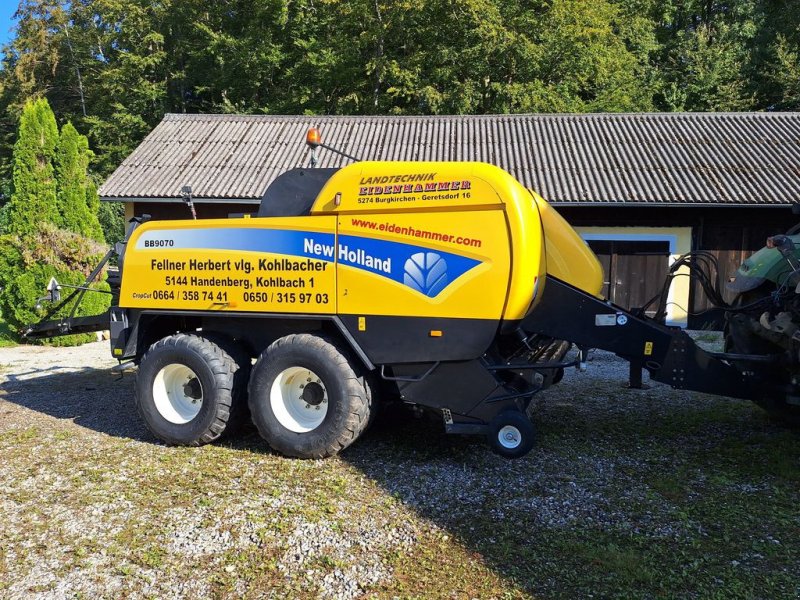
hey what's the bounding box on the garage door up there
[587,240,670,317]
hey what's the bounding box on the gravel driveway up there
[0,339,798,599]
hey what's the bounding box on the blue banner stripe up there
[137,228,481,298]
[336,234,480,296]
[137,228,336,261]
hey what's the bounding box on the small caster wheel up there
[487,410,535,459]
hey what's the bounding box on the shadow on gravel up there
[340,405,550,595]
[0,366,149,440]
[336,384,800,597]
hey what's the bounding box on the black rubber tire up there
[135,334,238,445]
[487,410,536,459]
[362,370,381,431]
[248,334,372,458]
[200,332,252,434]
[724,288,800,427]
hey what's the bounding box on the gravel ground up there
[0,338,798,599]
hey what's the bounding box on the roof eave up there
[102,196,795,208]
[549,201,795,208]
[100,196,260,205]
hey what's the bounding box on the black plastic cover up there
[257,168,339,217]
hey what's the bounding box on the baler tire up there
[487,410,535,459]
[135,334,238,446]
[248,334,371,459]
[200,332,252,434]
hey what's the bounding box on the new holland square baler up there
[25,133,800,458]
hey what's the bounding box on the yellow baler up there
[27,157,760,458]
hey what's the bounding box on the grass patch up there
[647,470,692,502]
[695,332,721,343]
[710,431,800,481]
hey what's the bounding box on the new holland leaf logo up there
[403,252,449,297]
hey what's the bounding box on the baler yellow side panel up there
[119,217,338,313]
[532,193,605,298]
[337,210,510,319]
[311,161,545,322]
[119,163,556,331]
[497,180,547,321]
[311,161,505,214]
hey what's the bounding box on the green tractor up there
[725,214,800,425]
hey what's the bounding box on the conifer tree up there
[55,121,104,241]
[0,98,108,343]
[3,98,60,237]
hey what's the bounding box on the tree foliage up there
[3,97,60,236]
[0,97,108,343]
[0,0,796,207]
[0,223,110,344]
[55,121,103,241]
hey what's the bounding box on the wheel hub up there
[498,425,521,449]
[270,367,328,433]
[183,377,202,401]
[302,381,325,406]
[152,363,204,424]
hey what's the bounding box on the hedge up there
[0,224,111,345]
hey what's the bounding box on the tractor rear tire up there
[248,334,372,458]
[135,334,239,445]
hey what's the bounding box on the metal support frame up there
[523,276,764,402]
[485,359,580,371]
[24,246,117,339]
[628,359,645,389]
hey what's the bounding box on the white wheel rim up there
[152,364,204,424]
[498,425,522,449]
[270,366,328,433]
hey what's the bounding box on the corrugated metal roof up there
[99,113,800,206]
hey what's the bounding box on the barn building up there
[99,113,800,329]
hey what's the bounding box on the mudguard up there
[727,234,800,293]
